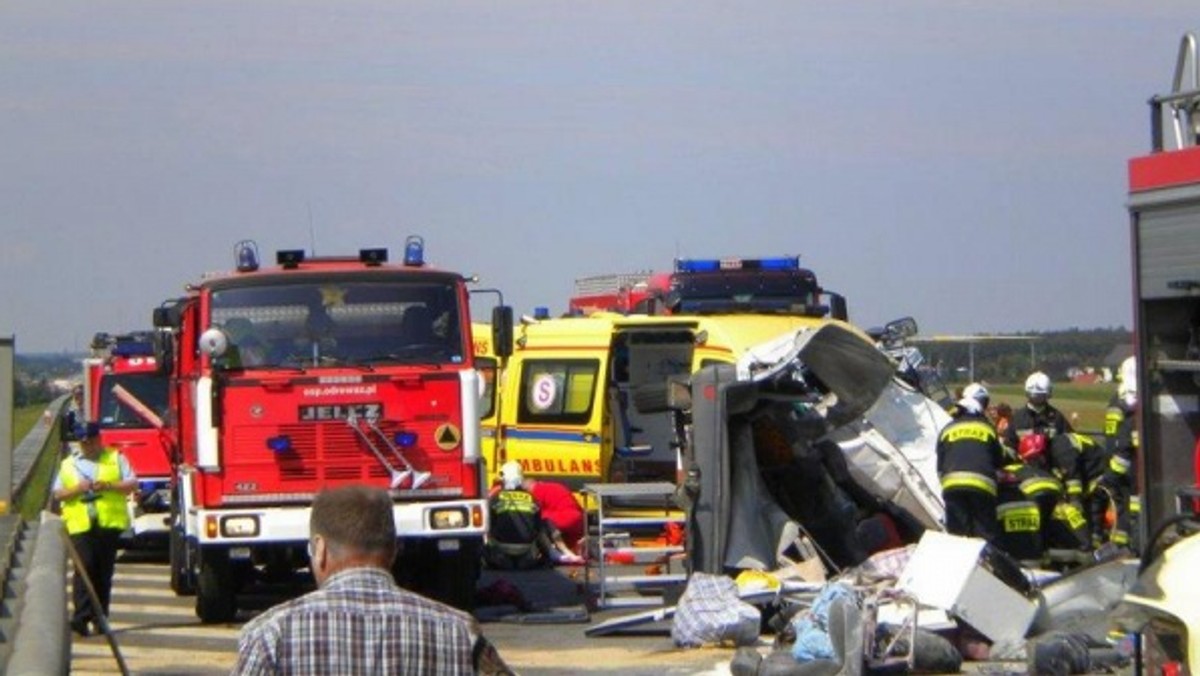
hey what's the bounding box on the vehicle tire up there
[196,548,237,623]
[169,524,195,596]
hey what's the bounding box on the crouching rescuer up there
[484,461,579,569]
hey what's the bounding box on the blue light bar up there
[675,259,720,273]
[266,435,293,453]
[533,307,550,320]
[675,256,800,273]
[394,431,418,447]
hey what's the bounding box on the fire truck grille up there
[271,422,396,483]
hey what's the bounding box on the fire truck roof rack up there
[1151,31,1200,152]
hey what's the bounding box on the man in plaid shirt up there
[234,485,510,675]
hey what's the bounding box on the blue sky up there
[0,1,1195,352]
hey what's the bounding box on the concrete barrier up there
[5,513,68,676]
[1,397,71,674]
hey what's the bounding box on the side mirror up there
[884,316,919,340]
[198,327,230,358]
[153,331,174,375]
[827,293,848,321]
[153,299,184,329]
[491,306,514,359]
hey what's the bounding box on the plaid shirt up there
[234,567,508,675]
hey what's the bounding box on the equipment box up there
[896,531,1037,647]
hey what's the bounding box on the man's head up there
[308,485,397,585]
[75,422,102,453]
[1024,371,1052,408]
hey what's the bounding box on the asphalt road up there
[69,550,742,675]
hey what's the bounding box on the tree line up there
[918,327,1131,384]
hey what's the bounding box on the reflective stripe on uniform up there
[939,421,997,444]
[1020,477,1062,497]
[1109,455,1131,475]
[941,471,997,495]
[997,502,1040,532]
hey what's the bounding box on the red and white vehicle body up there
[154,238,510,621]
[84,331,173,540]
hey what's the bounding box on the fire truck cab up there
[84,331,173,542]
[482,256,858,491]
[153,237,511,622]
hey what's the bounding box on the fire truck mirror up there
[153,332,174,375]
[492,306,514,359]
[199,327,230,358]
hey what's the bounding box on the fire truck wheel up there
[169,526,195,596]
[196,548,237,623]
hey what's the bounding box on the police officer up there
[52,422,137,637]
[484,462,575,570]
[1004,371,1074,454]
[937,384,1005,542]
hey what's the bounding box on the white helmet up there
[499,461,524,490]
[1118,356,1138,408]
[962,383,989,407]
[1025,372,1052,397]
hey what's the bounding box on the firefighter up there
[1051,432,1107,547]
[484,461,579,570]
[52,422,138,637]
[1098,357,1139,549]
[937,385,1005,543]
[1003,371,1074,454]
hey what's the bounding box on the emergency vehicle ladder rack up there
[1151,32,1200,152]
[345,411,432,490]
[582,482,686,609]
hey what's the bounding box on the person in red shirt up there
[525,478,586,551]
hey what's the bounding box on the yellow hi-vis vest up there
[59,450,130,535]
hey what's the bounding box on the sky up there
[0,1,1196,353]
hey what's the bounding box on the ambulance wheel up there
[196,548,237,623]
[169,525,195,596]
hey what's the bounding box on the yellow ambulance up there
[479,255,859,490]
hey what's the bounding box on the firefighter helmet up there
[1018,433,1048,462]
[499,461,524,490]
[962,382,989,408]
[1118,356,1138,408]
[1025,372,1052,397]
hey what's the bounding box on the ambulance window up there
[518,359,599,424]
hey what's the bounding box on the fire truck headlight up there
[220,515,260,538]
[394,431,418,448]
[266,435,293,453]
[430,508,467,530]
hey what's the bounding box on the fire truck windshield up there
[209,278,465,367]
[97,372,170,428]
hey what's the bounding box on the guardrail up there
[1,397,70,674]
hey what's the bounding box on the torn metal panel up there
[827,381,949,531]
[1030,557,1140,641]
[735,323,895,429]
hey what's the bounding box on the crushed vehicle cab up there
[483,256,856,491]
[84,331,172,542]
[153,237,512,622]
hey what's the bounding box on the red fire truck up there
[84,331,172,542]
[1113,31,1200,674]
[568,256,848,320]
[152,237,512,622]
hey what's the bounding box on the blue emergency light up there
[675,256,800,273]
[403,236,425,267]
[394,431,418,448]
[235,240,260,272]
[266,435,294,453]
[533,307,550,320]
